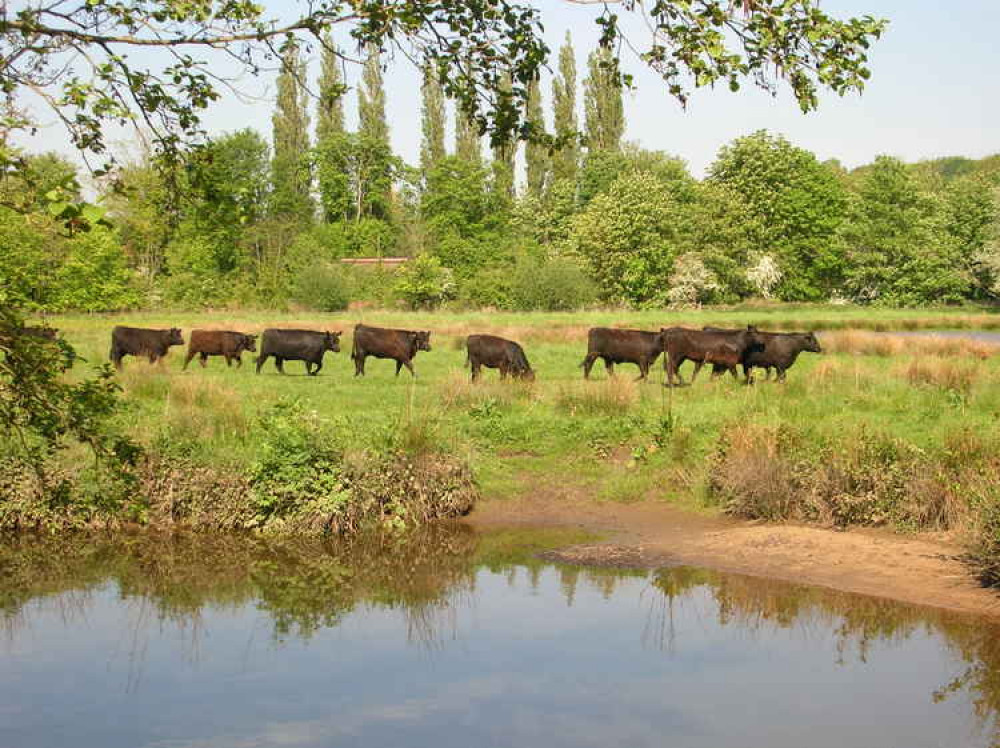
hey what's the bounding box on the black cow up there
[352,324,431,377]
[660,326,764,387]
[110,326,184,370]
[255,329,341,376]
[704,327,821,382]
[743,331,822,382]
[581,328,662,381]
[184,330,258,370]
[466,335,534,382]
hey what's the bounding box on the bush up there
[394,254,456,309]
[510,255,597,311]
[293,263,352,311]
[458,265,515,309]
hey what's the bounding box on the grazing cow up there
[743,331,822,382]
[352,324,431,378]
[660,326,764,387]
[466,335,534,382]
[183,330,258,370]
[109,326,184,370]
[580,328,663,381]
[255,329,341,376]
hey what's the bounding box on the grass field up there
[42,307,1000,547]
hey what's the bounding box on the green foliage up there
[0,302,140,529]
[394,254,456,310]
[293,263,352,312]
[510,255,597,311]
[53,227,139,312]
[583,46,625,153]
[458,265,516,309]
[708,130,848,300]
[551,32,580,186]
[569,171,680,304]
[420,62,447,176]
[842,156,968,305]
[270,40,314,225]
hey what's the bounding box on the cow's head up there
[744,326,766,354]
[414,330,432,352]
[516,367,536,382]
[324,331,342,352]
[803,332,822,353]
[242,334,258,353]
[169,328,184,346]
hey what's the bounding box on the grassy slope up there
[47,307,1000,518]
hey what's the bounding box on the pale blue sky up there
[18,1,1000,178]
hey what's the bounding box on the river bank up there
[467,496,1000,618]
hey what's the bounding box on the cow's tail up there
[464,351,470,369]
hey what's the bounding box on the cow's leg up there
[604,359,615,377]
[147,352,158,364]
[224,354,234,368]
[500,365,509,380]
[255,354,267,374]
[199,352,209,368]
[635,359,648,382]
[728,366,740,382]
[581,353,599,380]
[310,358,322,376]
[353,354,365,377]
[275,357,285,374]
[234,355,242,368]
[182,350,196,371]
[403,359,416,377]
[112,352,124,371]
[471,362,481,382]
[776,367,787,383]
[689,360,705,384]
[395,360,404,377]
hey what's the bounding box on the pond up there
[1,525,998,748]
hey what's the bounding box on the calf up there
[109,326,184,370]
[352,324,432,377]
[255,329,341,376]
[580,328,662,381]
[660,326,764,387]
[184,330,258,370]
[466,335,534,382]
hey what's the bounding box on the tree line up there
[2,34,998,313]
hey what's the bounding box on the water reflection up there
[1,526,998,748]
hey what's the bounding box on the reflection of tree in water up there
[650,566,1000,745]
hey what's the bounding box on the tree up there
[584,47,625,154]
[269,40,314,224]
[420,63,447,177]
[551,32,580,186]
[357,47,393,221]
[841,156,967,305]
[665,254,721,308]
[3,2,886,185]
[708,131,848,300]
[316,40,352,224]
[524,79,549,199]
[455,107,482,167]
[569,171,682,305]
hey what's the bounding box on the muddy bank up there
[465,496,1000,618]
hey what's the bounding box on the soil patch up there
[466,495,1000,618]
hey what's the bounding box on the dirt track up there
[465,496,1000,618]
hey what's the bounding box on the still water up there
[1,526,998,748]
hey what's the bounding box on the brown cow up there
[352,324,431,377]
[183,330,258,370]
[466,335,534,382]
[660,326,764,387]
[110,326,184,370]
[581,328,662,381]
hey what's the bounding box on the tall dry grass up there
[555,376,640,416]
[821,330,998,358]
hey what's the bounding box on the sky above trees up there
[11,0,998,177]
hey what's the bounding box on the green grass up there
[43,307,1000,523]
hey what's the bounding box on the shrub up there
[394,254,456,309]
[458,265,515,309]
[663,253,721,308]
[293,263,352,311]
[510,255,597,311]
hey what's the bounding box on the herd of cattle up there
[105,323,822,385]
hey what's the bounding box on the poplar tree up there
[583,46,625,153]
[269,39,314,223]
[491,71,516,198]
[315,40,352,223]
[356,45,393,220]
[455,107,482,166]
[524,78,549,198]
[420,62,446,176]
[551,31,579,184]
